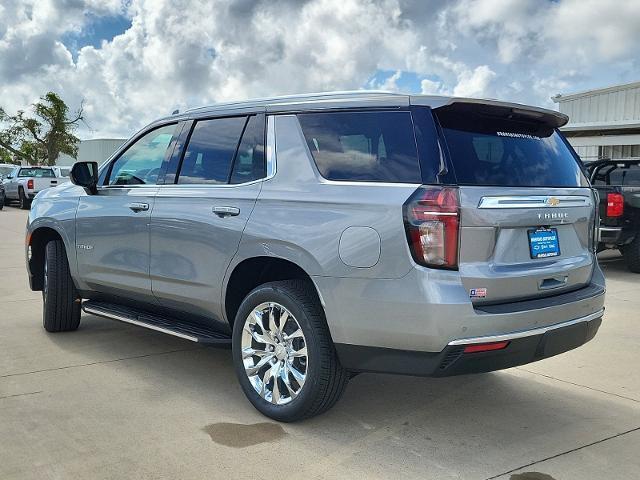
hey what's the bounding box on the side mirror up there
[70,161,99,194]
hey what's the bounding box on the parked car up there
[25,92,605,421]
[4,166,64,209]
[0,180,4,210]
[587,159,640,272]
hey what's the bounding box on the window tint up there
[436,108,587,187]
[230,115,265,184]
[178,117,246,185]
[297,111,421,183]
[18,168,55,178]
[108,124,177,185]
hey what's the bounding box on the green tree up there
[0,92,85,166]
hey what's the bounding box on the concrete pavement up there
[0,206,638,480]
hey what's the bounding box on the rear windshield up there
[297,111,421,183]
[591,163,640,186]
[436,108,588,187]
[18,168,55,178]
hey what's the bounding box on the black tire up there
[19,188,30,210]
[42,240,81,332]
[232,279,348,422]
[0,192,3,210]
[623,235,640,273]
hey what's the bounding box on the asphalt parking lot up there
[1,206,638,480]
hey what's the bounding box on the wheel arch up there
[27,226,66,291]
[223,256,325,329]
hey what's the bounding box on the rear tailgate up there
[33,176,60,191]
[434,102,596,305]
[589,160,640,227]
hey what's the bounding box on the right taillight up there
[27,179,34,190]
[606,193,624,217]
[403,186,460,269]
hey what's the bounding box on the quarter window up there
[297,111,422,183]
[108,124,177,186]
[178,117,246,185]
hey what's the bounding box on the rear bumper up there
[598,226,623,244]
[336,309,603,376]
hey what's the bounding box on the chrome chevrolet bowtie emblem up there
[546,197,560,207]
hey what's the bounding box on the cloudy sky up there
[1,0,639,139]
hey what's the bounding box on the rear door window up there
[230,114,266,184]
[436,107,588,187]
[297,111,421,183]
[178,117,246,185]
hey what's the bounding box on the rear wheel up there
[232,280,348,422]
[0,191,4,210]
[623,235,640,273]
[18,188,30,210]
[42,240,81,332]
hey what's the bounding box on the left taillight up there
[27,179,34,189]
[403,186,460,270]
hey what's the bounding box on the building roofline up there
[552,80,640,103]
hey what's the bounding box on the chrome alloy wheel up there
[241,302,308,405]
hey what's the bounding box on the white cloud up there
[453,65,496,97]
[0,0,638,139]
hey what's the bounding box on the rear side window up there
[297,111,421,183]
[592,163,640,186]
[178,117,246,185]
[18,168,55,178]
[436,107,588,187]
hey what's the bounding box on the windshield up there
[436,107,588,187]
[18,168,55,178]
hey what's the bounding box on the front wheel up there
[43,240,81,332]
[232,280,348,422]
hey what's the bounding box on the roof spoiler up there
[411,96,569,128]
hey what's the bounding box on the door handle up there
[128,202,149,212]
[212,206,240,217]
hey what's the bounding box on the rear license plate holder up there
[528,227,560,259]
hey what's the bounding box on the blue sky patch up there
[62,13,132,60]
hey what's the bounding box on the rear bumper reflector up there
[463,341,509,354]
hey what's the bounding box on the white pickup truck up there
[3,166,68,209]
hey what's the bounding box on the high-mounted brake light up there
[27,179,34,190]
[606,193,624,218]
[403,186,460,269]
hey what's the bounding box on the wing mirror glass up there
[70,161,99,194]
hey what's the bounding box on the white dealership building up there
[57,138,125,167]
[553,80,640,163]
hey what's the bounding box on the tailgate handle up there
[539,276,568,290]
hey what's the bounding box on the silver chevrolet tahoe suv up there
[26,92,605,422]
